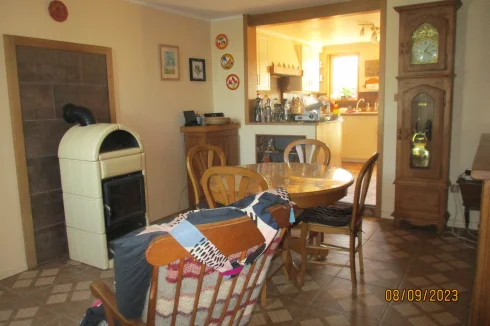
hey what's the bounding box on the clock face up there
[412,39,438,64]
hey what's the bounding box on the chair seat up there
[298,204,353,227]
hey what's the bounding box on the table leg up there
[465,206,470,230]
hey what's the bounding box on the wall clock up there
[48,0,68,22]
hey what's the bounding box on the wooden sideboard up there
[180,123,240,208]
[469,133,490,325]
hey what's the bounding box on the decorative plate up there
[48,0,68,22]
[215,34,228,49]
[220,53,234,70]
[226,74,240,90]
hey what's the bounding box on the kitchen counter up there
[246,118,343,126]
[340,112,378,116]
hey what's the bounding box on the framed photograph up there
[189,58,206,81]
[160,44,179,80]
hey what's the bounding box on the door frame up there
[3,35,117,268]
[243,0,387,217]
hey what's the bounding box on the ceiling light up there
[371,31,377,42]
[360,27,365,37]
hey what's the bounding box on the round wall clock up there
[226,74,240,90]
[215,34,228,49]
[49,0,68,22]
[220,54,234,70]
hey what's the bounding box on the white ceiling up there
[126,0,351,20]
[258,11,381,47]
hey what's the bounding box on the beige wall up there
[382,0,490,229]
[321,42,380,95]
[0,0,213,278]
[256,30,301,69]
[211,17,316,164]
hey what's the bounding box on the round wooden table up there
[239,162,354,208]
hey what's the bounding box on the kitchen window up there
[330,54,359,100]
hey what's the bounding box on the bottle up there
[366,103,371,112]
[254,96,262,122]
[196,111,202,125]
[284,100,290,122]
[374,98,379,112]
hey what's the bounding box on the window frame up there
[328,52,360,100]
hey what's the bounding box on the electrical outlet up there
[450,184,460,193]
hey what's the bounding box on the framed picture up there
[160,44,179,80]
[189,58,206,81]
[365,60,380,77]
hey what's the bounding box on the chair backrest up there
[143,204,292,326]
[201,166,269,208]
[350,152,378,231]
[186,144,226,206]
[283,139,331,166]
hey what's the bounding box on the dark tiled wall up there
[17,45,111,264]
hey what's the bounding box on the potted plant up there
[340,87,354,100]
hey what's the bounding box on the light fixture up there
[359,24,380,43]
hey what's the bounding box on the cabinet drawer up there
[100,154,143,179]
[394,183,446,219]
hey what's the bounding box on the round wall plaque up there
[49,0,68,22]
[220,53,234,70]
[226,74,240,90]
[215,34,228,49]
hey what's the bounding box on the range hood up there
[268,64,303,77]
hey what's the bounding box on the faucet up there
[356,98,365,112]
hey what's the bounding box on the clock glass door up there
[410,93,433,169]
[411,23,439,65]
[400,84,445,180]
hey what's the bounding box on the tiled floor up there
[341,162,377,207]
[0,219,475,326]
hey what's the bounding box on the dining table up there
[207,162,354,286]
[237,162,354,209]
[238,162,355,286]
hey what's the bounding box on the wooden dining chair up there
[291,152,378,287]
[200,166,269,208]
[200,166,289,307]
[186,144,226,209]
[90,204,292,326]
[283,139,331,166]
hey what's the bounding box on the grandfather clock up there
[393,0,461,233]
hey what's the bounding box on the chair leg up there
[349,235,357,287]
[358,231,364,273]
[261,285,267,307]
[297,223,309,287]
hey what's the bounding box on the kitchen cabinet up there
[341,114,378,162]
[257,36,270,91]
[288,45,321,92]
[302,46,320,92]
[180,124,240,209]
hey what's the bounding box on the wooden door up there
[397,84,445,182]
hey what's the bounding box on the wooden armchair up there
[90,204,293,326]
[186,144,226,209]
[283,139,331,166]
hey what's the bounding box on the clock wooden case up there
[393,0,461,233]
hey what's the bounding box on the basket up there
[203,117,231,125]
